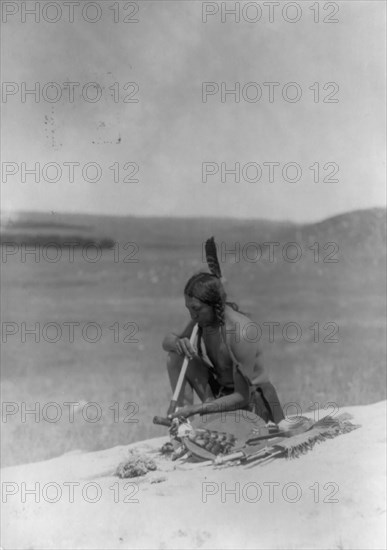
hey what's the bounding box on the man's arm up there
[162,319,196,354]
[191,371,250,416]
[170,336,254,418]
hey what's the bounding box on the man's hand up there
[175,337,197,360]
[169,405,196,420]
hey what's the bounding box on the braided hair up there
[184,237,241,356]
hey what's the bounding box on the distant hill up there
[0,208,385,278]
[302,208,386,248]
[1,208,385,253]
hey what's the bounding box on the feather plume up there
[205,236,222,279]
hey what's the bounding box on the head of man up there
[184,272,226,328]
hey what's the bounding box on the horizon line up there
[1,205,386,227]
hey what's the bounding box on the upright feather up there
[205,236,222,279]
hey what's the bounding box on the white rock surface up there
[2,402,386,549]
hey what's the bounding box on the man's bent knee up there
[166,351,184,372]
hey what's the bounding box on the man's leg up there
[166,352,212,407]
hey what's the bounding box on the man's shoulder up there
[224,307,256,346]
[225,306,253,329]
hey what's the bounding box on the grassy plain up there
[1,208,386,467]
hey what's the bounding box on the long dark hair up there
[184,271,242,355]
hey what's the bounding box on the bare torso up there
[202,306,269,386]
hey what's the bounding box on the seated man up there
[162,239,285,425]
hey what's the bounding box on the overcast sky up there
[1,0,385,222]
